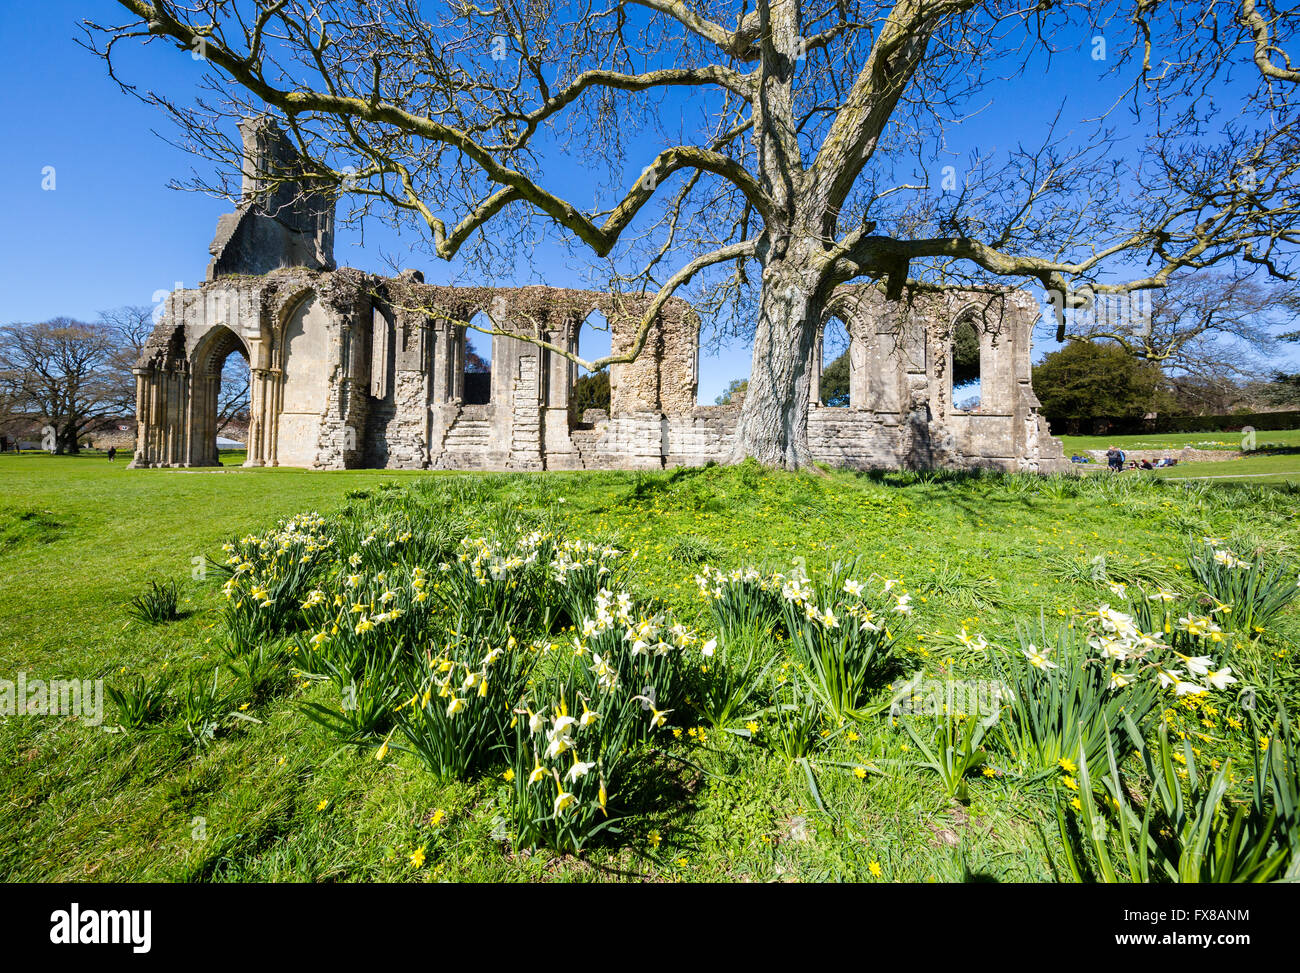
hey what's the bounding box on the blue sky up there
[1,2,1293,403]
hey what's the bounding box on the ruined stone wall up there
[134,114,1064,474]
[131,266,1065,474]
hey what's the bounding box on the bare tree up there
[0,320,131,453]
[97,304,157,416]
[85,1,1300,467]
[1049,272,1295,382]
[215,352,250,436]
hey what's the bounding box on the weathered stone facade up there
[131,120,1066,473]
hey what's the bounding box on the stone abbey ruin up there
[131,119,1067,473]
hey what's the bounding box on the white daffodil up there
[551,715,577,739]
[446,696,466,716]
[1177,653,1214,677]
[1022,644,1058,670]
[1156,668,1183,690]
[553,787,576,816]
[701,638,717,658]
[565,757,596,782]
[1206,667,1238,690]
[589,653,618,692]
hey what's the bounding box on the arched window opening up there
[570,310,611,427]
[952,314,982,411]
[820,315,851,407]
[463,311,494,405]
[194,325,250,466]
[215,347,250,460]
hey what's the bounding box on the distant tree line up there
[0,307,249,454]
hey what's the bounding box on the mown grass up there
[1059,428,1300,454]
[1,454,1297,882]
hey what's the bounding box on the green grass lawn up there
[1057,428,1300,454]
[2,454,1297,882]
[1056,428,1300,483]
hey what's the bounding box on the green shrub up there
[394,629,533,779]
[174,667,228,748]
[899,712,990,802]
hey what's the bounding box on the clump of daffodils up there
[1081,603,1235,697]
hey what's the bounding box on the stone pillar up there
[542,315,581,468]
[245,367,272,466]
[128,369,151,468]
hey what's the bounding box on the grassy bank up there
[2,455,1297,882]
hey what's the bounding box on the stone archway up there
[188,324,251,466]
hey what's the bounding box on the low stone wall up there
[1084,447,1239,464]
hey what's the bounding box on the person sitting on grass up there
[1140,459,1154,470]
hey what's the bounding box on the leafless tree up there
[0,320,131,453]
[1048,271,1296,383]
[215,352,251,436]
[84,1,1300,467]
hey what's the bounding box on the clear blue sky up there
[1,2,1292,402]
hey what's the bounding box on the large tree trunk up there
[58,426,80,454]
[731,264,823,469]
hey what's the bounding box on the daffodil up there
[553,785,576,816]
[566,755,596,782]
[1022,644,1057,670]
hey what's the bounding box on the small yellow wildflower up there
[410,845,426,869]
[868,861,882,878]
